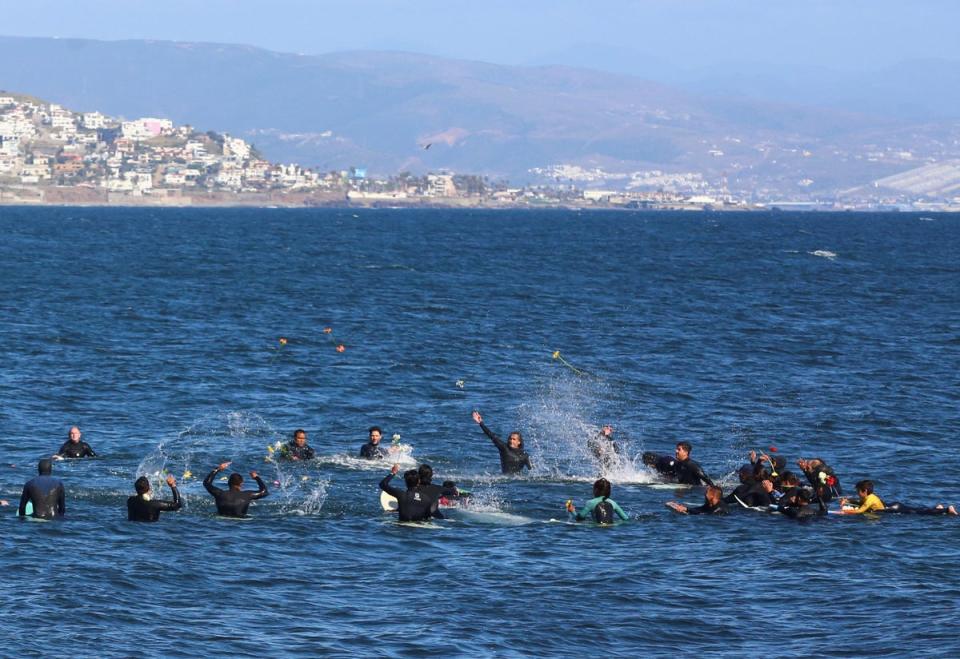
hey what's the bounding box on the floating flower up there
[301,476,310,482]
[336,344,346,352]
[552,350,561,359]
[266,444,275,453]
[769,446,778,452]
[182,470,192,479]
[323,327,333,334]
[392,433,401,443]
[279,337,288,346]
[455,379,465,389]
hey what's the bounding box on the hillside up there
[1,35,958,196]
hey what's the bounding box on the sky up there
[1,0,958,78]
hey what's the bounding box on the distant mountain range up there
[1,35,958,194]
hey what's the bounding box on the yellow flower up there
[552,351,561,359]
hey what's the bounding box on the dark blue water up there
[1,207,958,656]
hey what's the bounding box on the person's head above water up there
[593,478,612,499]
[705,485,723,506]
[38,458,53,475]
[738,465,754,483]
[418,464,433,485]
[403,469,419,489]
[369,427,382,445]
[507,431,523,450]
[675,441,692,461]
[68,426,81,443]
[293,429,307,447]
[855,479,874,496]
[135,476,151,495]
[228,473,244,489]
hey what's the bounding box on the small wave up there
[809,250,837,260]
[919,217,935,222]
[318,445,417,471]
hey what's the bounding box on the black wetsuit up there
[726,481,772,508]
[57,440,96,458]
[203,470,269,517]
[779,497,827,519]
[647,454,677,477]
[687,500,727,515]
[283,442,316,460]
[360,442,388,459]
[804,466,841,503]
[478,422,531,474]
[674,458,714,487]
[379,474,442,522]
[19,475,65,519]
[127,487,182,522]
[587,433,621,471]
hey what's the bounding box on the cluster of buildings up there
[2,92,958,211]
[0,94,327,198]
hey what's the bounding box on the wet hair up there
[781,471,799,487]
[135,476,151,495]
[369,426,382,435]
[293,428,306,438]
[418,464,433,485]
[706,485,723,500]
[403,469,419,489]
[676,441,692,454]
[855,480,874,495]
[739,465,754,481]
[508,431,524,448]
[38,458,52,475]
[593,478,612,500]
[228,473,243,487]
[441,480,457,489]
[642,452,657,466]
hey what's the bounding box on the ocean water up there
[0,207,958,657]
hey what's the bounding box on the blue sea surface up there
[0,207,958,657]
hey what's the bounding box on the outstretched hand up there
[666,501,688,514]
[471,410,483,425]
[249,470,258,479]
[165,475,177,487]
[217,461,231,472]
[390,463,400,475]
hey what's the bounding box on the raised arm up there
[249,471,269,500]
[379,473,405,499]
[157,476,183,512]
[473,411,505,448]
[696,463,715,488]
[203,465,225,495]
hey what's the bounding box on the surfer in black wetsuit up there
[724,465,771,507]
[673,442,714,487]
[779,489,826,519]
[19,459,65,519]
[360,426,390,460]
[203,462,269,517]
[56,425,96,459]
[666,485,727,515]
[798,458,841,503]
[379,464,443,522]
[642,452,677,478]
[281,428,315,461]
[471,410,532,474]
[128,474,182,522]
[587,424,621,473]
[417,464,444,502]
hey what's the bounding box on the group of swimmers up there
[10,418,959,524]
